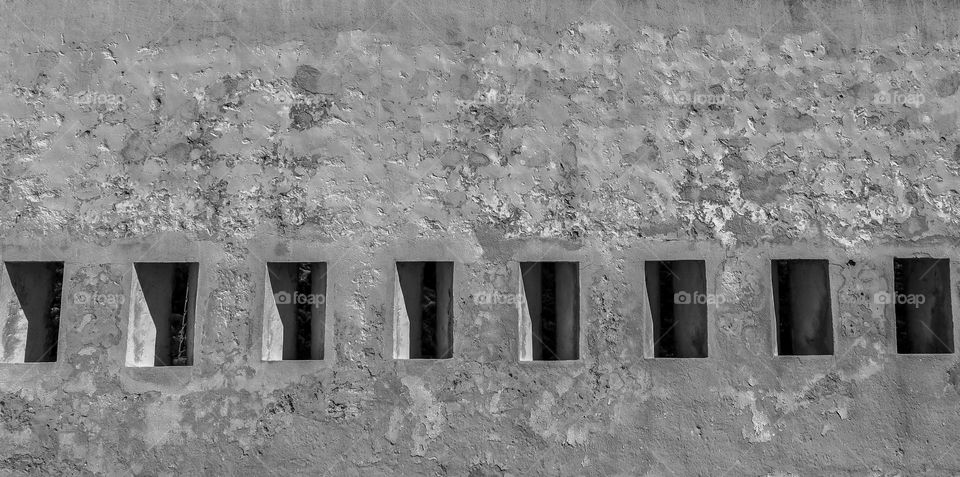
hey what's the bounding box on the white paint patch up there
[565,424,590,446]
[528,391,560,441]
[385,407,403,445]
[747,405,774,443]
[400,376,445,456]
[728,389,774,443]
[143,398,183,450]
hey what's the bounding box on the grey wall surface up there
[2,0,960,474]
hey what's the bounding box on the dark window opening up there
[644,260,708,358]
[4,262,64,362]
[134,262,199,366]
[266,262,326,360]
[520,262,579,360]
[772,259,834,355]
[895,258,953,354]
[396,262,453,359]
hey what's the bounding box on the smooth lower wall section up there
[0,238,956,474]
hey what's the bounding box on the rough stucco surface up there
[3,0,960,474]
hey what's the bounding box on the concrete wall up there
[3,0,960,474]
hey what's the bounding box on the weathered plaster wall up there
[3,0,960,474]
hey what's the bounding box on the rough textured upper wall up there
[2,0,960,475]
[2,0,960,246]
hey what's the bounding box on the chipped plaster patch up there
[400,376,445,456]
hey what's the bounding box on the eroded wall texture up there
[2,0,960,474]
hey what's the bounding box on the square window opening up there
[771,259,834,356]
[263,262,326,361]
[894,258,953,354]
[644,260,708,358]
[0,261,64,363]
[519,262,579,361]
[394,261,454,359]
[126,262,199,367]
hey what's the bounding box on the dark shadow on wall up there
[134,262,198,366]
[895,258,953,354]
[645,260,708,358]
[397,261,454,359]
[772,259,834,356]
[5,261,63,362]
[520,262,579,360]
[267,262,326,360]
